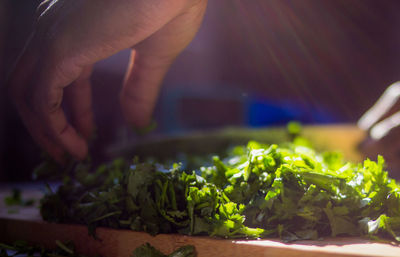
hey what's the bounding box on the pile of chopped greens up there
[38,133,400,242]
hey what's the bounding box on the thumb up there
[120,49,169,128]
[120,1,207,128]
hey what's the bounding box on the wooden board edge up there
[2,217,400,257]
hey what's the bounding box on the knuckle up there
[48,100,61,114]
[57,122,70,136]
[33,89,62,116]
[47,92,63,114]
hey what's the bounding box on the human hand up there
[8,0,207,162]
[358,82,400,178]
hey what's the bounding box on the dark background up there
[1,0,399,181]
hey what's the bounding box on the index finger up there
[32,53,89,160]
[9,39,88,161]
[358,82,400,131]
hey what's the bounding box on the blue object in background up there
[159,87,341,133]
[247,98,340,127]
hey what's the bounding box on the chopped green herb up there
[4,188,35,207]
[132,243,196,257]
[132,120,158,136]
[38,133,400,241]
[287,121,302,137]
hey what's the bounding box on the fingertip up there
[39,140,67,164]
[132,119,157,136]
[129,114,153,129]
[56,124,89,161]
[70,135,89,161]
[48,141,87,164]
[120,97,153,129]
[51,151,68,165]
[41,137,86,164]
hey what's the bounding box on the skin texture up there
[358,82,400,179]
[8,0,208,162]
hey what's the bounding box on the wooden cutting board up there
[1,187,400,257]
[2,125,400,257]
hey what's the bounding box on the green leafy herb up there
[4,188,35,207]
[39,132,400,241]
[132,120,158,136]
[131,243,196,257]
